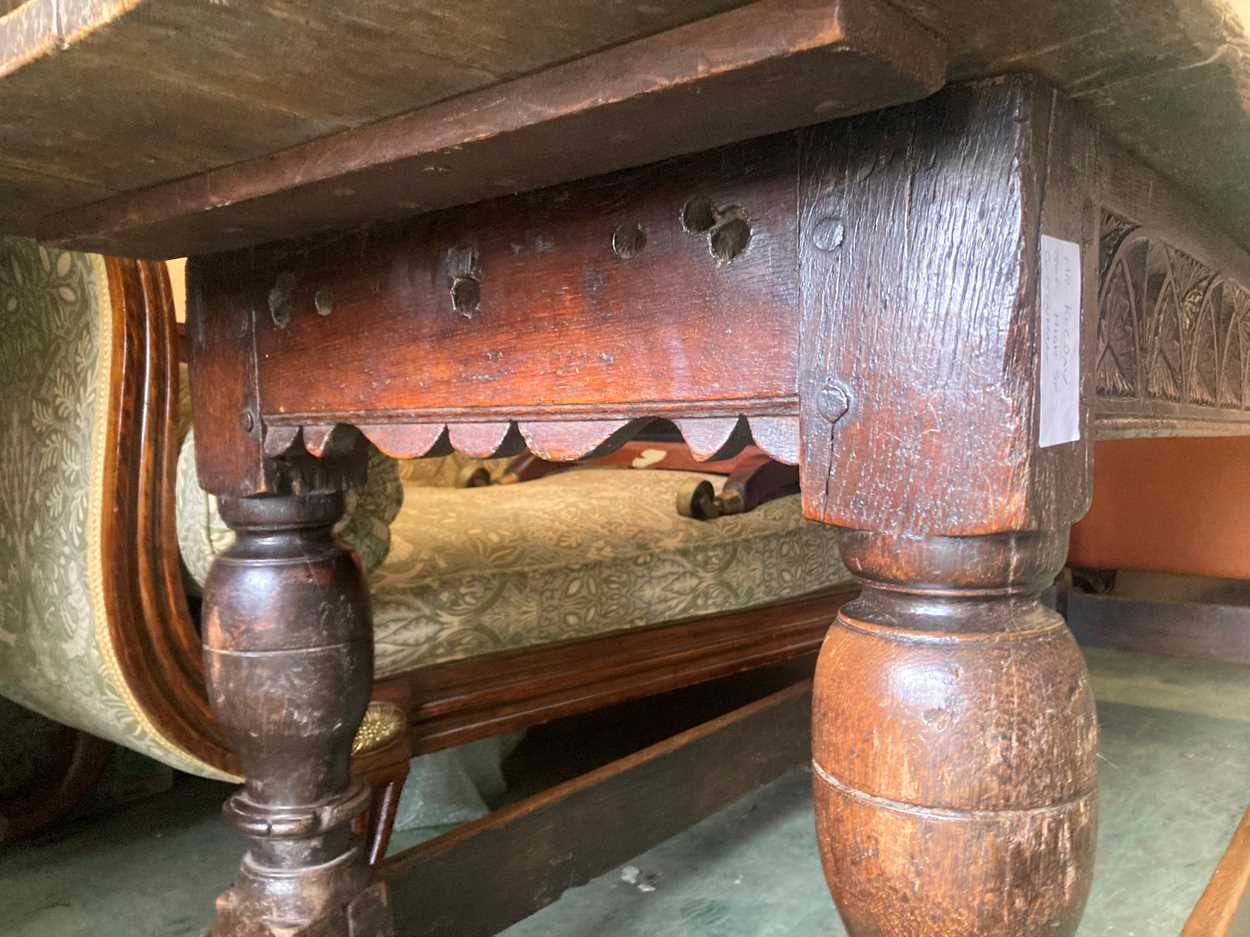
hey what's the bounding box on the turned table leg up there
[795,79,1101,934]
[202,492,394,937]
[812,529,1098,936]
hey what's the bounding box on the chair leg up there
[202,491,395,937]
[365,774,407,867]
[358,730,413,867]
[812,529,1099,936]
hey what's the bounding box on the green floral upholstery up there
[396,452,512,488]
[174,435,233,593]
[177,444,850,677]
[175,433,403,590]
[177,439,852,678]
[369,468,851,678]
[0,237,228,779]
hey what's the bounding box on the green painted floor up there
[2,648,1247,937]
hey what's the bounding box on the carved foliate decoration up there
[351,701,406,756]
[1097,211,1250,412]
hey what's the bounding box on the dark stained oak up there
[182,128,812,496]
[75,67,1250,937]
[195,486,849,933]
[31,0,945,257]
[14,2,1250,259]
[62,234,856,932]
[248,138,801,422]
[172,76,1250,936]
[797,79,1099,936]
[184,76,1250,501]
[0,0,751,204]
[797,77,1097,536]
[203,491,394,936]
[73,246,846,835]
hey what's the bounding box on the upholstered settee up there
[0,235,857,849]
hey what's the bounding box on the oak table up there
[7,1,1250,935]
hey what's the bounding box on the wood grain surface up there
[379,590,853,756]
[32,0,944,257]
[249,137,801,421]
[184,127,808,495]
[797,76,1096,536]
[1,0,746,198]
[184,75,1250,503]
[169,72,1250,937]
[202,491,388,936]
[13,1,1250,257]
[814,529,1098,937]
[97,255,236,775]
[1184,803,1250,937]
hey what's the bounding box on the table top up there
[3,0,1249,257]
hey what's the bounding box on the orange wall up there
[1069,437,1250,579]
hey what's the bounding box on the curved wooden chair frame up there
[102,257,236,773]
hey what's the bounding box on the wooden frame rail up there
[365,589,851,759]
[1185,804,1250,937]
[378,680,814,937]
[1064,572,1250,667]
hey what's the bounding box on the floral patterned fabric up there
[180,441,852,679]
[370,468,851,678]
[174,434,233,592]
[0,237,229,779]
[397,452,512,488]
[175,433,402,590]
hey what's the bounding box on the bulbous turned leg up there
[203,492,395,937]
[813,529,1098,937]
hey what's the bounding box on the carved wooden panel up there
[1096,211,1250,436]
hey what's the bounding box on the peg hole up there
[451,275,481,318]
[709,217,751,265]
[681,196,718,234]
[611,223,647,260]
[268,272,295,328]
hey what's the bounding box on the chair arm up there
[676,451,800,520]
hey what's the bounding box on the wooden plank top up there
[2,0,1248,256]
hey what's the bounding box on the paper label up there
[1038,235,1082,448]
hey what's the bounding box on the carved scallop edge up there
[266,414,800,468]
